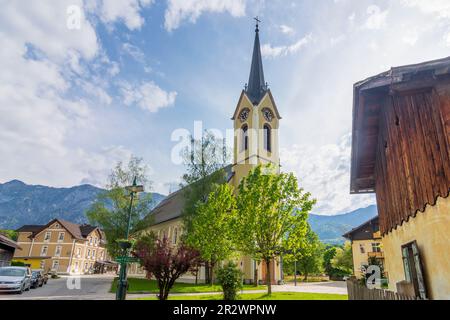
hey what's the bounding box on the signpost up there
[116,256,140,264]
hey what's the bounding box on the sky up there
[1,0,450,215]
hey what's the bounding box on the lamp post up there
[116,176,144,301]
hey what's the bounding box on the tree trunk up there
[205,262,211,284]
[304,272,308,282]
[294,260,297,286]
[195,268,198,285]
[253,261,258,287]
[210,262,215,286]
[265,259,272,295]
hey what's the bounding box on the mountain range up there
[0,180,377,244]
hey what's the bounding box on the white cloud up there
[164,0,246,31]
[279,24,295,35]
[99,0,154,30]
[0,0,132,188]
[364,5,388,30]
[120,81,177,112]
[401,0,450,18]
[261,34,312,58]
[280,133,375,215]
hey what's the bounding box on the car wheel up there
[18,286,24,295]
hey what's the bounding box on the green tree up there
[331,241,353,275]
[0,230,18,241]
[323,246,339,276]
[185,183,237,284]
[181,130,229,283]
[284,225,324,282]
[86,156,154,258]
[233,164,316,295]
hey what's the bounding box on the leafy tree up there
[323,246,340,277]
[181,130,229,283]
[331,241,353,275]
[86,156,154,258]
[217,262,243,300]
[0,230,18,241]
[133,236,201,300]
[233,164,316,295]
[284,225,324,281]
[184,183,237,284]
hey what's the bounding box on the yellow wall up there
[351,240,371,278]
[382,196,450,299]
[12,258,48,269]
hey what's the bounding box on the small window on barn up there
[359,244,365,254]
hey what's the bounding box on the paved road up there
[0,275,115,300]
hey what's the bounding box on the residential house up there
[350,57,450,299]
[343,216,384,279]
[14,219,107,274]
[130,23,283,285]
[0,233,21,267]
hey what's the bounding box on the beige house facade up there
[14,219,107,275]
[343,217,384,279]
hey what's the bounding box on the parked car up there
[30,270,45,289]
[0,267,32,294]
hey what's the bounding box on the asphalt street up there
[0,275,115,300]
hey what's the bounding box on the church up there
[130,22,283,285]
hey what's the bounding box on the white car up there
[0,267,32,294]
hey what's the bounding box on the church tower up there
[231,19,282,188]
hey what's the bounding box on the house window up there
[89,237,93,245]
[58,232,65,242]
[44,232,51,242]
[76,247,81,256]
[54,223,60,228]
[173,228,178,245]
[92,250,96,259]
[40,260,45,269]
[55,246,62,257]
[402,241,427,299]
[263,124,271,152]
[372,243,381,253]
[241,125,249,152]
[84,262,88,270]
[87,249,91,259]
[52,260,59,271]
[41,246,48,256]
[359,244,365,254]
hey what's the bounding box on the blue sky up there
[1,0,450,215]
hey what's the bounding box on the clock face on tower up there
[262,108,273,122]
[239,109,250,122]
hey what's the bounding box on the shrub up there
[217,262,243,300]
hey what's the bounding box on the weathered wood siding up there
[375,87,450,235]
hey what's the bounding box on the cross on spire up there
[254,16,261,32]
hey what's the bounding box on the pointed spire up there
[246,17,267,105]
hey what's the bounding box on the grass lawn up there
[110,277,267,294]
[138,292,348,300]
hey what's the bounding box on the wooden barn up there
[351,56,450,299]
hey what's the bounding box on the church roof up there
[245,23,267,105]
[146,165,234,226]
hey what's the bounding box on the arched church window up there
[241,125,249,152]
[264,124,271,152]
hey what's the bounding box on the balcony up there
[368,251,384,259]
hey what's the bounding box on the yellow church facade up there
[130,23,283,285]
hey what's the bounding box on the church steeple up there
[246,17,267,105]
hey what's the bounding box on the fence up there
[346,278,418,300]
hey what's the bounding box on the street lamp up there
[116,176,144,301]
